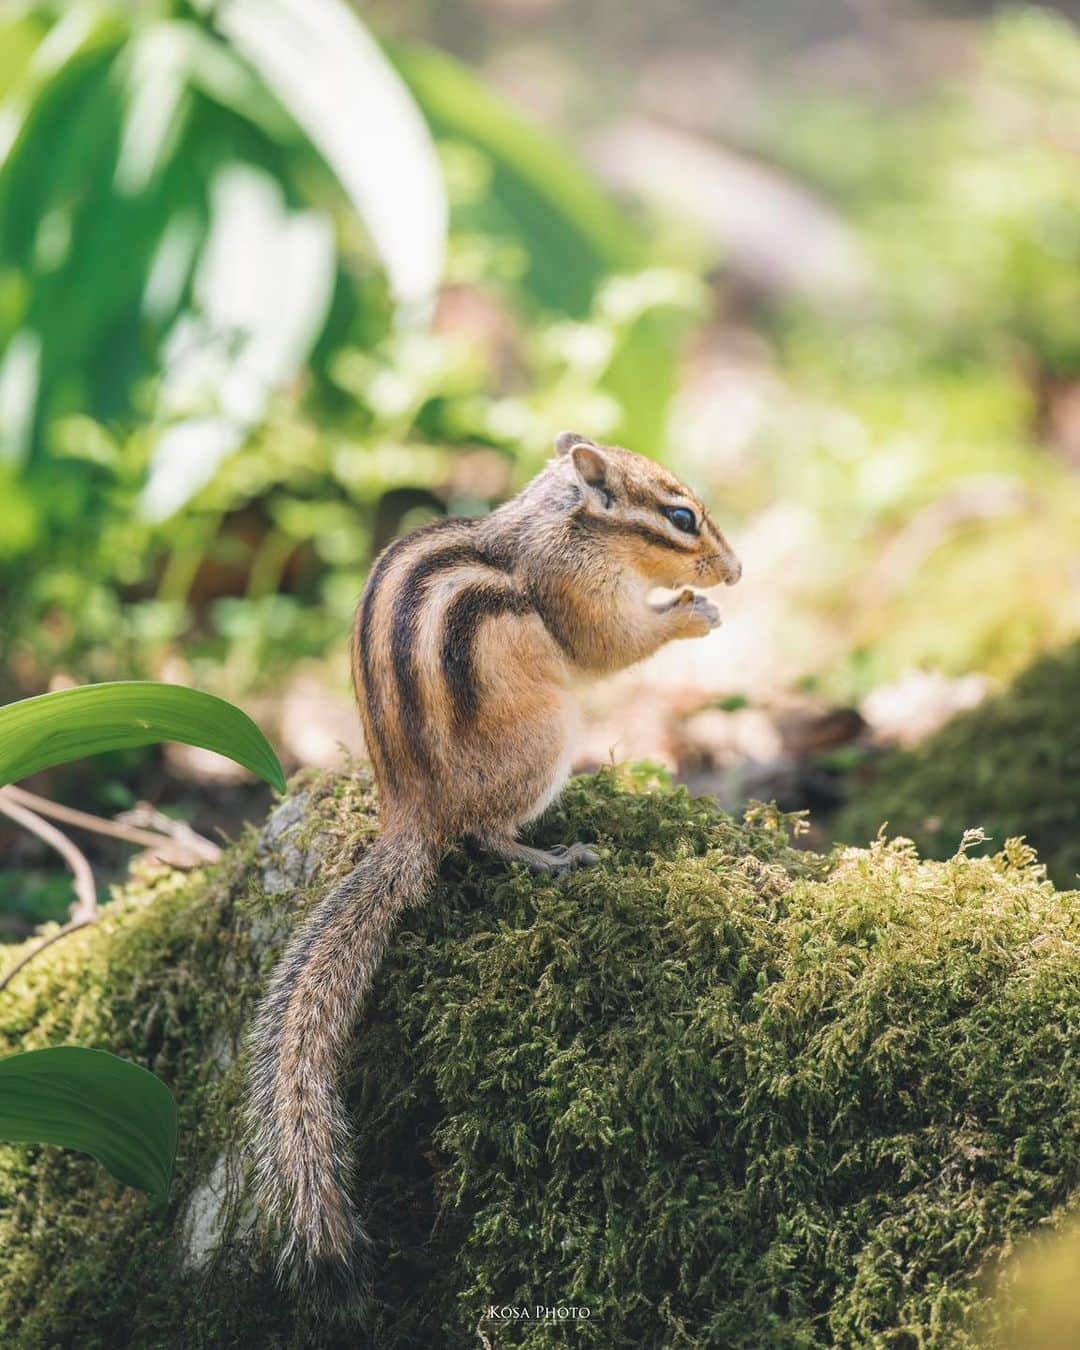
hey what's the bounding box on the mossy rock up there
[1,766,1078,1348]
[839,640,1080,888]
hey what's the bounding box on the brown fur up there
[245,435,741,1317]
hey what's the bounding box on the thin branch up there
[0,790,98,922]
[2,784,221,864]
[116,801,222,863]
[0,792,101,993]
[0,918,96,995]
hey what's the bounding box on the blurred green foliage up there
[982,1214,1080,1348]
[0,0,697,700]
[388,42,642,315]
[718,8,1080,694]
[0,870,71,929]
[769,11,1080,377]
[1,4,1078,710]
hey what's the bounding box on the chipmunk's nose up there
[722,553,742,586]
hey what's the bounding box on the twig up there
[2,784,221,864]
[0,918,96,994]
[115,801,222,863]
[0,790,98,922]
[0,792,101,993]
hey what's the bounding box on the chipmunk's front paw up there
[669,588,721,638]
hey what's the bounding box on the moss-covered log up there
[0,766,1078,1348]
[839,640,1080,887]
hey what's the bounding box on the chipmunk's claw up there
[486,838,599,875]
[690,594,722,629]
[548,842,600,868]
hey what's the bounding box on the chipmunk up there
[246,433,741,1314]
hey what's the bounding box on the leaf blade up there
[388,41,642,316]
[0,1047,177,1199]
[219,0,447,317]
[0,681,286,792]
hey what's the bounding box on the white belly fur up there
[520,698,578,825]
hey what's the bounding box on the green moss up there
[1,767,1078,1347]
[839,640,1080,887]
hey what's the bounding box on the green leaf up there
[0,1047,177,1199]
[601,305,685,456]
[388,42,641,316]
[0,681,286,792]
[219,0,446,317]
[0,3,438,462]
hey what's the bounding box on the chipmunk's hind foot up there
[546,842,600,870]
[485,838,599,875]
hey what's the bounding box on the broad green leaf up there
[597,271,706,454]
[0,2,442,460]
[0,681,286,791]
[219,0,446,319]
[388,42,641,316]
[602,307,683,455]
[0,12,46,103]
[0,1047,177,1199]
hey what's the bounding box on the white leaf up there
[141,165,337,521]
[216,0,447,322]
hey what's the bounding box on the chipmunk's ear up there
[555,430,596,457]
[569,443,610,496]
[557,431,611,501]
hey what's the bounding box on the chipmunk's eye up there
[663,506,697,534]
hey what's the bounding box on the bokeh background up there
[2,0,1079,930]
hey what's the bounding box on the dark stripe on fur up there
[356,537,411,790]
[441,583,533,725]
[619,484,661,510]
[390,539,510,768]
[575,512,696,553]
[527,583,577,659]
[356,518,460,790]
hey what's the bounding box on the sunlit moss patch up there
[0,767,1077,1347]
[839,640,1080,887]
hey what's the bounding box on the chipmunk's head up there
[555,432,742,590]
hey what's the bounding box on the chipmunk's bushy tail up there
[246,827,438,1318]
